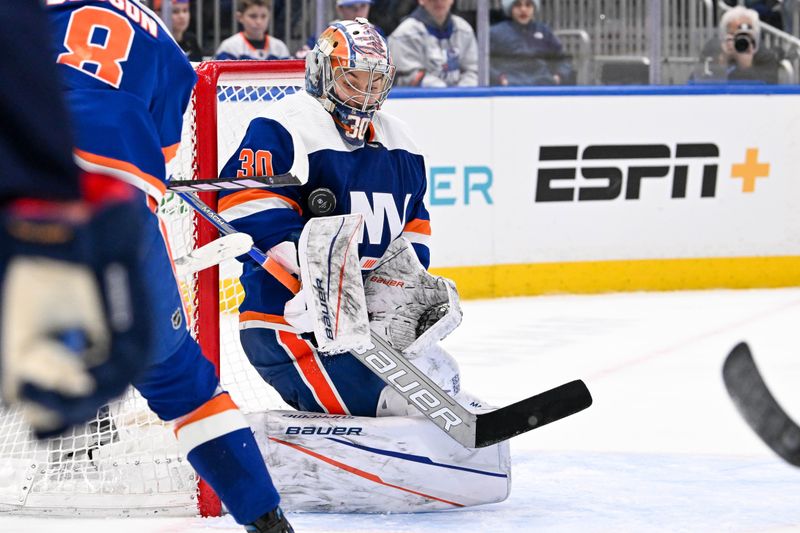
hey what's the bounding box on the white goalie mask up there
[305,18,395,144]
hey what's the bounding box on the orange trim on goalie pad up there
[218,189,302,215]
[174,392,238,433]
[277,331,348,415]
[403,219,431,235]
[269,437,464,507]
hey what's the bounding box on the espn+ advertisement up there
[383,91,800,294]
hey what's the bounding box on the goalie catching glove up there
[365,237,462,356]
[0,174,153,438]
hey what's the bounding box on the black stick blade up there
[474,380,592,448]
[723,342,800,467]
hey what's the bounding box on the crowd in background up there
[145,0,789,86]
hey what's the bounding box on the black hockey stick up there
[180,191,593,448]
[722,342,800,467]
[356,332,592,448]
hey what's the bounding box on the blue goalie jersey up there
[218,91,432,331]
[47,0,196,200]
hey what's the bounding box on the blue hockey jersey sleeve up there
[402,176,432,269]
[153,26,197,164]
[218,117,305,253]
[47,0,196,199]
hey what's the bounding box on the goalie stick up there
[177,192,300,293]
[173,232,254,277]
[168,173,302,193]
[179,191,592,448]
[722,342,800,467]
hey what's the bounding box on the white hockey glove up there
[365,238,462,357]
[267,240,301,277]
[0,184,153,438]
[272,241,316,333]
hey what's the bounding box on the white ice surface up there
[2,288,800,532]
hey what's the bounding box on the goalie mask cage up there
[0,60,305,518]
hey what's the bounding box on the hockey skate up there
[246,506,294,533]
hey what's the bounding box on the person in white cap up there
[489,0,572,86]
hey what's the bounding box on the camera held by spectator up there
[690,5,780,84]
[731,22,758,54]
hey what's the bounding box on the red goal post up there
[188,58,307,372]
[0,60,306,518]
[185,59,306,517]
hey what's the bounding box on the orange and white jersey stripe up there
[401,218,431,248]
[173,391,249,455]
[239,310,299,332]
[219,189,302,222]
[74,148,167,201]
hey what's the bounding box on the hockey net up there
[0,60,306,517]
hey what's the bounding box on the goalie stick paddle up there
[180,192,593,448]
[722,342,800,467]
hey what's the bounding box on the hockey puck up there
[308,188,336,216]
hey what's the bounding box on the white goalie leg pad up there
[365,237,462,357]
[294,214,370,354]
[266,240,300,276]
[248,410,511,512]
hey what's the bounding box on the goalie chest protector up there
[219,92,433,323]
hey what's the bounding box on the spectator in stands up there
[294,0,382,59]
[691,6,780,84]
[489,0,572,86]
[388,0,478,87]
[783,0,795,34]
[215,0,290,60]
[724,0,784,31]
[167,0,204,61]
[336,0,373,21]
[370,0,418,36]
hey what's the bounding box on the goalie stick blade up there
[474,380,592,448]
[722,342,800,467]
[173,232,254,276]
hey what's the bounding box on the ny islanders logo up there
[349,191,411,245]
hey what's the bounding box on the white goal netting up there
[0,60,305,517]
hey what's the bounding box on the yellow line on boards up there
[429,256,800,300]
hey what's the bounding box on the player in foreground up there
[219,19,511,510]
[0,0,154,441]
[45,1,291,531]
